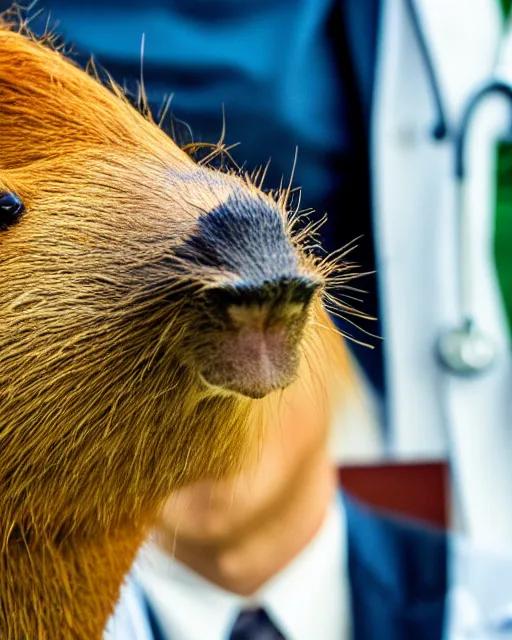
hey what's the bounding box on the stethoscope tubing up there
[403,0,512,375]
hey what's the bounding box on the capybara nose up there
[197,275,322,399]
[205,275,321,310]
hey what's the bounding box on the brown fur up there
[0,10,358,639]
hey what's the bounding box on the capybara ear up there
[0,10,189,174]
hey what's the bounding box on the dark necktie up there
[228,607,286,640]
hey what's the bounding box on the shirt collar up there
[134,494,349,640]
[257,493,349,640]
[134,545,244,640]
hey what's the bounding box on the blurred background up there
[7,1,512,636]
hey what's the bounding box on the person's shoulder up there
[103,573,154,640]
[343,493,448,602]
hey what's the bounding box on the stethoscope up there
[405,0,512,376]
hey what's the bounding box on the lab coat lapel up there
[415,0,512,548]
[412,0,501,118]
[339,0,502,126]
[372,0,512,547]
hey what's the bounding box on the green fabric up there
[499,0,512,19]
[494,141,512,334]
[494,2,512,335]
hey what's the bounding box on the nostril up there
[204,275,322,310]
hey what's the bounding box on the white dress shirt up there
[133,495,350,640]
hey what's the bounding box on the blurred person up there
[104,333,448,640]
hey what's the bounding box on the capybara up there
[0,8,358,639]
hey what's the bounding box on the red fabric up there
[338,461,449,530]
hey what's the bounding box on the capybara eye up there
[0,192,25,230]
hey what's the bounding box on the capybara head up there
[0,12,354,541]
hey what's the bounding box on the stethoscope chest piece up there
[437,320,497,376]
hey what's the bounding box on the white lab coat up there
[374,0,512,546]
